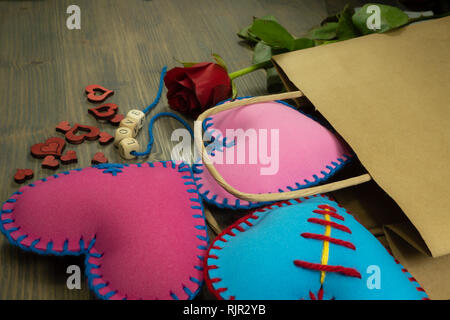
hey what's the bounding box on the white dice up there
[114,109,145,158]
[120,117,139,137]
[126,109,145,129]
[114,127,133,147]
[118,138,139,159]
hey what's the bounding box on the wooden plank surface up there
[0,0,331,300]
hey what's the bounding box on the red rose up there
[164,62,232,118]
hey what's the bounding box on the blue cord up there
[128,65,193,157]
[142,66,167,115]
[131,112,193,157]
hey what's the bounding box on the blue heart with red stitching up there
[205,195,428,300]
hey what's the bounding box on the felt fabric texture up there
[205,195,429,300]
[0,161,207,300]
[195,100,353,209]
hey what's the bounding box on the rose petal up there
[186,63,231,107]
[164,62,231,118]
[163,67,187,85]
[177,77,195,91]
[209,83,231,107]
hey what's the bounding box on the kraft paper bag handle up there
[194,91,372,202]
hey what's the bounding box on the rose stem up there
[228,61,272,80]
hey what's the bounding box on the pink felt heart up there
[0,161,207,300]
[195,100,353,209]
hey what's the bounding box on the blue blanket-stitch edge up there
[0,161,208,300]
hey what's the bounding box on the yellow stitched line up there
[320,212,331,285]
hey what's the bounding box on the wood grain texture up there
[0,0,342,300]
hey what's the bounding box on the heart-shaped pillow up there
[194,100,353,209]
[205,195,428,300]
[1,161,207,300]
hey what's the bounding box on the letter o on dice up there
[120,117,138,137]
[114,127,133,147]
[118,137,139,159]
[126,109,145,129]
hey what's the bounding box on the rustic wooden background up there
[0,0,396,300]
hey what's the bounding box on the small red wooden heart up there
[99,132,114,145]
[88,103,119,120]
[14,169,34,184]
[91,152,108,164]
[31,137,66,158]
[109,113,125,126]
[60,150,78,165]
[65,124,100,144]
[56,121,72,133]
[42,155,60,170]
[85,84,114,103]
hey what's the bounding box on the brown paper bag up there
[273,17,450,299]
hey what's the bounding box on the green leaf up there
[180,62,198,67]
[266,67,284,93]
[313,39,325,46]
[174,58,199,68]
[237,15,279,43]
[237,24,259,42]
[249,19,295,50]
[307,22,338,40]
[322,40,340,45]
[352,4,409,35]
[336,4,360,40]
[212,53,228,72]
[292,38,315,50]
[320,13,339,26]
[258,14,279,23]
[252,41,273,64]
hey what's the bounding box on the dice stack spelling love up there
[113,109,145,159]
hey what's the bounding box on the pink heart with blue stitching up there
[195,99,353,210]
[1,161,207,300]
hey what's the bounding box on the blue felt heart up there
[205,195,428,300]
